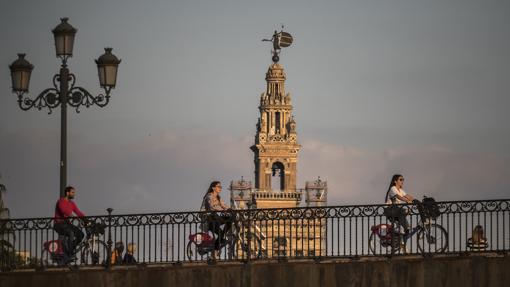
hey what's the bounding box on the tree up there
[0,175,14,271]
[0,176,9,219]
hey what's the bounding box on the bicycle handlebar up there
[84,222,106,237]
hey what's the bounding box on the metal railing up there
[0,199,508,270]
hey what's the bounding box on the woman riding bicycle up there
[370,176,448,254]
[201,181,233,259]
[385,174,414,236]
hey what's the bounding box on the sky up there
[1,0,509,218]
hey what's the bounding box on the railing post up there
[246,209,252,262]
[106,208,113,269]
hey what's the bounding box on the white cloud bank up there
[300,140,510,204]
[2,129,509,217]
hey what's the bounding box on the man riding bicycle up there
[53,186,86,263]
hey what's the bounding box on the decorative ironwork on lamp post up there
[8,18,121,198]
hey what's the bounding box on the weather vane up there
[262,25,293,63]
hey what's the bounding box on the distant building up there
[230,58,327,258]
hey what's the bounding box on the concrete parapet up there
[1,254,509,287]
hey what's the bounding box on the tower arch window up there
[271,161,285,191]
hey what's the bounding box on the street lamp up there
[8,18,121,198]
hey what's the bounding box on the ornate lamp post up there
[8,18,121,198]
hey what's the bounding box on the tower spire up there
[251,60,300,192]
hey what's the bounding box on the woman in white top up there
[385,174,414,234]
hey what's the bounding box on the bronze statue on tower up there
[262,28,293,63]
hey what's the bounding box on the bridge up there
[1,199,509,286]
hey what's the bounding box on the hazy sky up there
[1,0,509,218]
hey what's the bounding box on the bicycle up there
[41,221,109,267]
[369,198,448,255]
[186,211,265,261]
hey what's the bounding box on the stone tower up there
[229,31,327,257]
[251,62,300,193]
[244,62,302,209]
[232,61,302,209]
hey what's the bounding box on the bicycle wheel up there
[233,231,262,259]
[186,241,196,261]
[368,232,401,255]
[417,224,448,253]
[186,241,212,261]
[40,249,68,267]
[80,240,109,266]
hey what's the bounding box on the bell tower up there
[251,62,300,193]
[229,29,328,258]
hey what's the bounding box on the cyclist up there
[53,186,86,263]
[384,174,414,236]
[201,181,232,259]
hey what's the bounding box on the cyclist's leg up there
[401,217,410,233]
[395,207,409,233]
[219,215,234,245]
[208,220,222,251]
[210,224,221,260]
[53,223,74,261]
[69,224,84,249]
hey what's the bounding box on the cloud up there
[69,131,255,215]
[300,140,510,205]
[2,129,509,218]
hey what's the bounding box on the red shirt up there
[54,198,85,223]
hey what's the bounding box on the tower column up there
[270,111,275,135]
[265,169,271,191]
[281,113,284,135]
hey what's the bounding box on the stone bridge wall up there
[1,254,509,287]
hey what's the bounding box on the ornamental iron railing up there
[0,199,508,271]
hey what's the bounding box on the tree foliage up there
[0,175,15,271]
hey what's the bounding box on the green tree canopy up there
[0,174,8,219]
